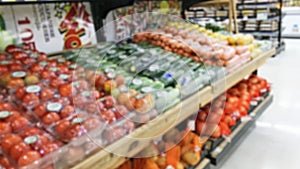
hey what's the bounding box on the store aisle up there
[220,39,300,169]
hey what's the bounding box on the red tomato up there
[37,53,48,61]
[0,53,7,60]
[58,84,72,97]
[21,57,36,65]
[103,96,116,109]
[5,45,21,54]
[1,134,22,152]
[22,93,40,107]
[50,78,65,88]
[65,124,84,139]
[0,65,8,74]
[0,122,12,136]
[40,88,54,100]
[15,86,26,99]
[9,63,23,71]
[0,102,14,111]
[20,127,43,138]
[42,113,61,125]
[0,157,15,169]
[100,110,116,124]
[114,105,129,119]
[18,150,41,167]
[41,70,56,79]
[86,102,99,114]
[39,142,60,156]
[11,116,30,132]
[4,110,21,123]
[34,103,47,117]
[12,52,28,60]
[7,78,25,89]
[30,135,50,150]
[60,105,75,119]
[9,142,31,160]
[30,64,44,72]
[83,117,101,131]
[55,120,71,135]
[124,120,135,132]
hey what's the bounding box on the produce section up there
[0,1,278,169]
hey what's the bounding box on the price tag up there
[257,13,268,20]
[241,116,252,122]
[188,120,195,131]
[222,135,232,143]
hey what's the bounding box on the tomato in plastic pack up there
[53,114,106,143]
[33,101,76,126]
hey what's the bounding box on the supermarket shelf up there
[192,0,230,7]
[195,158,211,169]
[237,1,279,6]
[208,94,274,165]
[0,0,89,4]
[71,48,275,169]
[240,31,279,37]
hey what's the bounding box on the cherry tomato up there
[0,53,7,60]
[96,74,107,88]
[37,52,48,61]
[100,110,116,124]
[83,117,102,131]
[12,51,28,60]
[86,102,99,114]
[42,112,61,125]
[8,78,25,89]
[30,64,44,72]
[4,110,21,123]
[50,78,65,88]
[0,65,8,74]
[55,120,71,135]
[18,150,41,167]
[21,57,36,66]
[91,90,101,100]
[60,105,75,119]
[72,94,88,108]
[1,134,22,152]
[58,84,72,97]
[57,65,69,74]
[0,157,14,169]
[39,142,60,156]
[34,103,47,118]
[124,120,135,132]
[21,127,43,138]
[9,142,31,160]
[15,86,26,99]
[11,116,30,132]
[22,93,40,107]
[0,122,12,136]
[114,105,129,119]
[103,127,124,143]
[9,63,23,71]
[65,124,84,140]
[30,135,50,150]
[103,96,116,109]
[41,70,56,79]
[78,80,90,90]
[0,102,14,111]
[40,88,54,100]
[5,45,22,54]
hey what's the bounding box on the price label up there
[257,13,268,20]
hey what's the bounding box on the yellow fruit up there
[182,152,201,166]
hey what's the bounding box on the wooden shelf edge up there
[71,48,275,169]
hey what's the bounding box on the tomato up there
[30,135,50,150]
[9,63,23,71]
[83,117,102,131]
[60,105,75,119]
[197,112,208,122]
[72,94,88,109]
[239,106,248,117]
[91,90,101,100]
[9,142,31,160]
[55,120,71,135]
[42,112,61,125]
[78,80,90,90]
[58,84,72,97]
[30,64,44,72]
[15,86,26,99]
[0,122,12,136]
[124,120,135,132]
[96,74,107,88]
[18,150,41,167]
[41,70,56,79]
[4,110,21,123]
[5,45,21,54]
[50,78,65,88]
[37,53,48,61]
[40,88,54,100]
[100,110,116,124]
[57,65,69,74]
[86,102,99,114]
[20,128,43,138]
[114,105,129,119]
[11,116,30,132]
[34,103,47,118]
[207,113,221,124]
[8,78,25,89]
[21,57,36,66]
[0,156,14,168]
[241,100,250,110]
[0,102,14,111]
[0,53,7,60]
[65,124,84,139]
[53,97,70,106]
[22,93,40,107]
[103,127,124,143]
[39,142,60,156]
[103,96,116,109]
[12,51,28,60]
[1,134,22,152]
[0,65,8,74]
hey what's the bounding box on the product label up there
[187,120,195,131]
[0,60,12,65]
[119,55,127,59]
[47,102,63,112]
[141,87,155,93]
[69,64,77,69]
[26,85,41,93]
[107,50,116,55]
[30,53,38,58]
[72,117,84,124]
[104,68,115,74]
[39,61,48,66]
[81,91,91,97]
[59,74,69,80]
[107,72,116,79]
[49,67,58,72]
[132,78,143,86]
[0,111,11,119]
[11,71,27,78]
[149,64,159,72]
[0,2,97,53]
[24,135,38,144]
